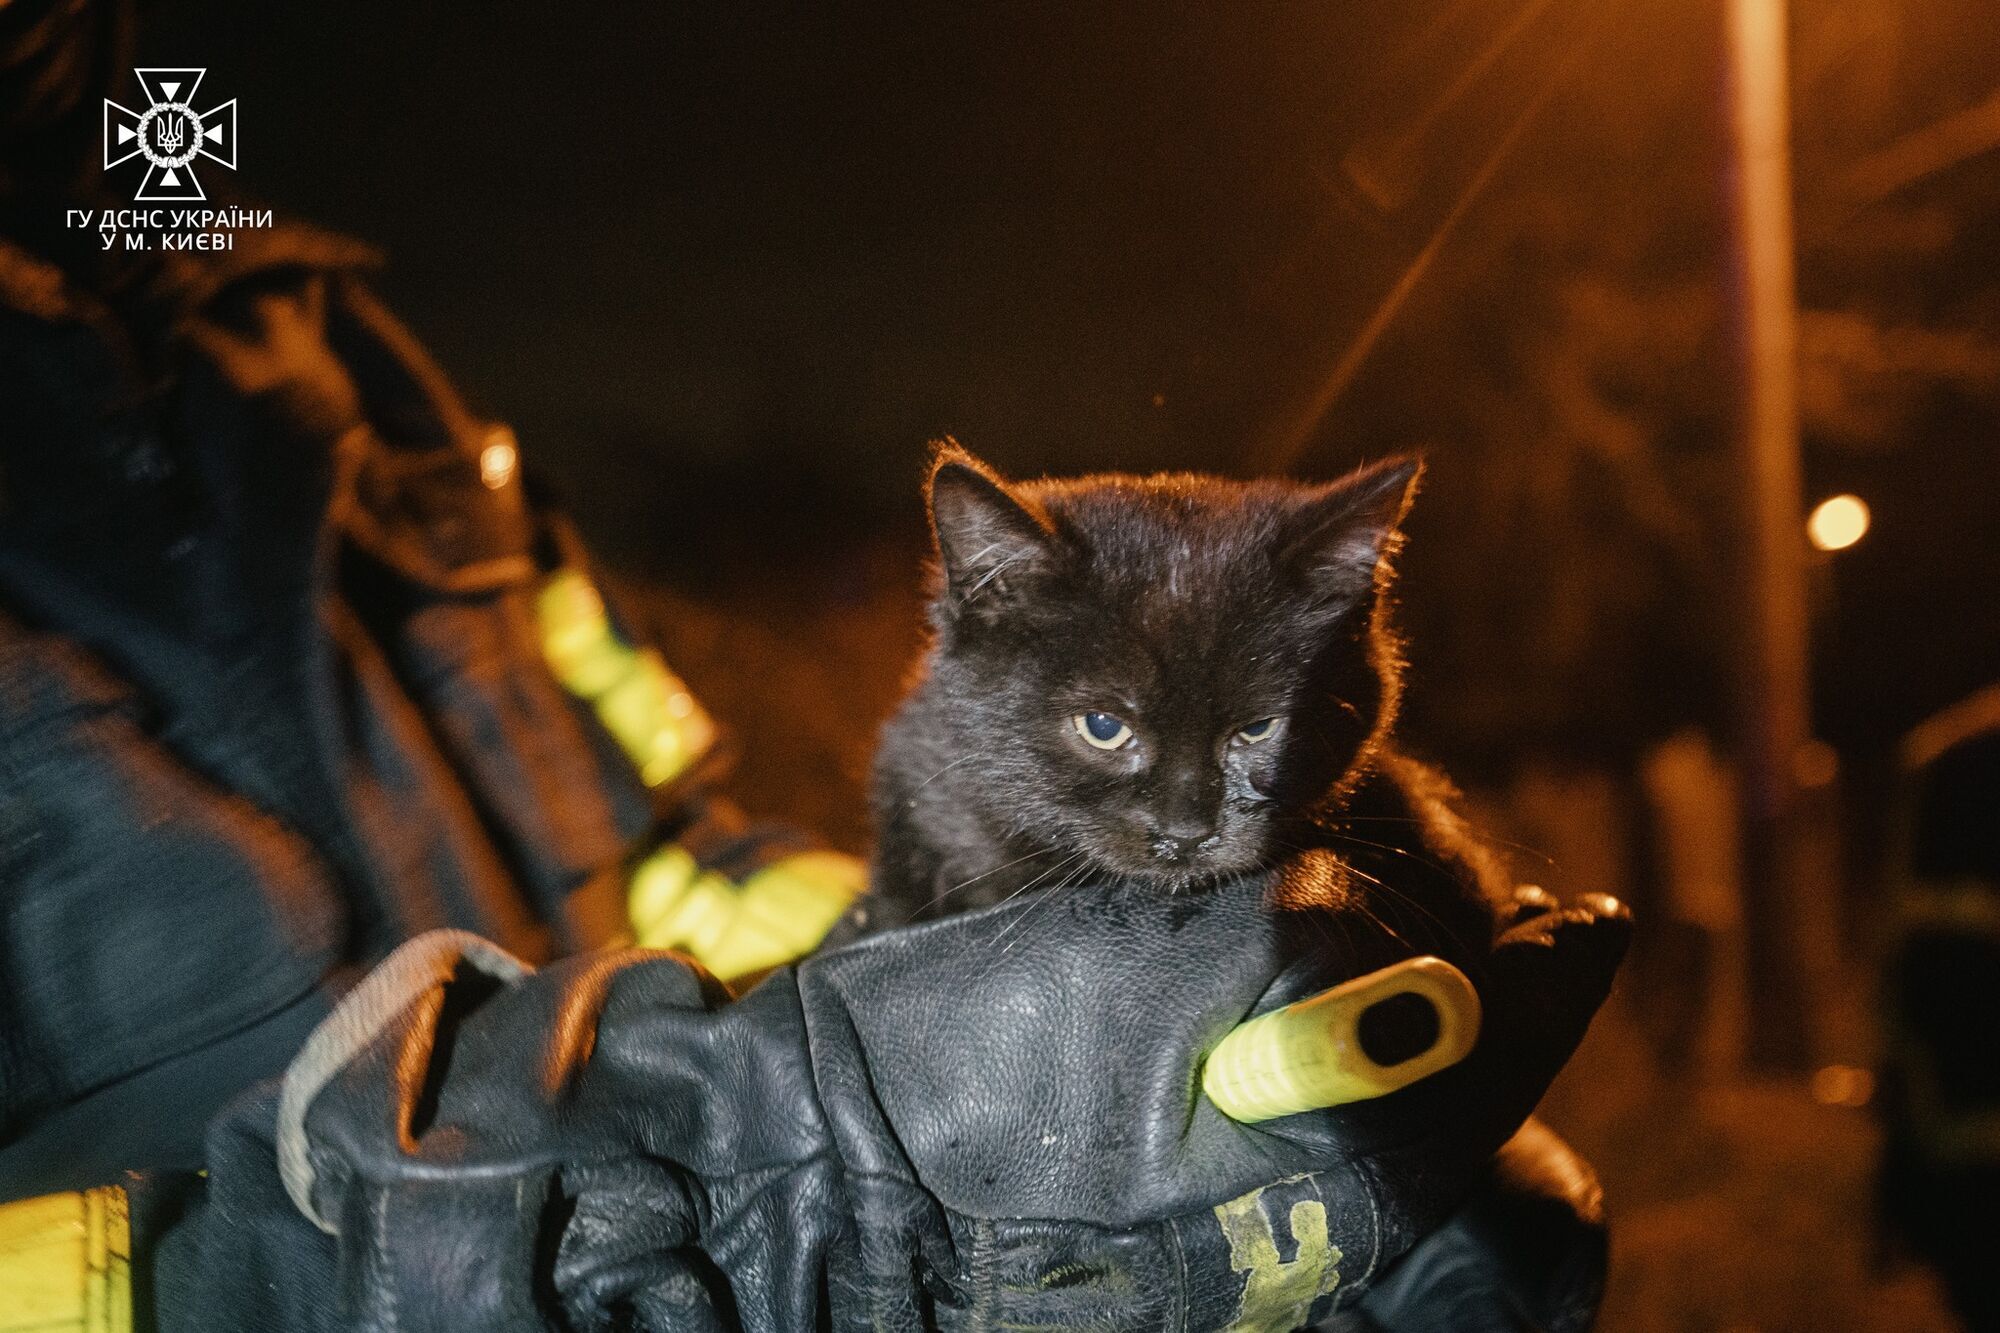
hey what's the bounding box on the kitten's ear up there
[926,440,1057,611]
[1282,455,1423,605]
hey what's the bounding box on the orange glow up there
[1809,1064,1875,1109]
[1806,494,1870,552]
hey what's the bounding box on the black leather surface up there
[1355,1119,1608,1332]
[152,874,1626,1331]
[798,870,1625,1329]
[801,866,1616,1227]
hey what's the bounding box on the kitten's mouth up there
[1110,849,1273,893]
[1141,865,1265,894]
[1059,821,1277,892]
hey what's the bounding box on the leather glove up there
[1348,1118,1609,1333]
[798,874,1626,1331]
[150,871,1625,1332]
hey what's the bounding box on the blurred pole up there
[1721,0,1823,1072]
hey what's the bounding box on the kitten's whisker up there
[1348,899,1417,952]
[1323,853,1390,891]
[905,753,982,799]
[975,850,1086,926]
[1325,816,1557,869]
[997,867,1079,957]
[1268,832,1463,940]
[1293,901,1347,962]
[1354,873,1466,939]
[917,846,1063,913]
[909,848,1078,1052]
[1311,827,1458,879]
[983,852,1086,956]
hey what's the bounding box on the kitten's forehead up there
[1020,473,1328,696]
[1028,472,1294,590]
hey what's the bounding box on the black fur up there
[870,442,1504,951]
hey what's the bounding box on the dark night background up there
[138,0,1998,762]
[134,2,2000,1326]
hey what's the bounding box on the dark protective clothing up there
[140,881,1625,1332]
[0,218,675,1191]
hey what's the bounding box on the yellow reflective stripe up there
[721,851,867,971]
[629,843,703,938]
[1202,955,1481,1122]
[536,570,716,788]
[629,846,865,982]
[0,1187,132,1333]
[1215,1178,1342,1333]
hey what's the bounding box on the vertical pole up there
[1722,0,1819,1071]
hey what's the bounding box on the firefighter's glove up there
[240,876,1624,1331]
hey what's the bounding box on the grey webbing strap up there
[276,929,532,1232]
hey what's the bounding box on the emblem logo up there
[104,69,237,202]
[1214,1176,1343,1333]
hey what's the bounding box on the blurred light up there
[1806,494,1869,552]
[481,425,519,490]
[1810,1064,1875,1108]
[1793,739,1839,789]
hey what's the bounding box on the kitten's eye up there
[1073,711,1135,750]
[1235,716,1283,745]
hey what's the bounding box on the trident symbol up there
[104,69,237,201]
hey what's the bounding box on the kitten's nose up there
[1150,819,1215,860]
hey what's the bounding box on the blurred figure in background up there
[1638,727,1746,1078]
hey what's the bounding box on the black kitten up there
[870,443,1505,952]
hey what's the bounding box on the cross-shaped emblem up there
[104,68,238,202]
